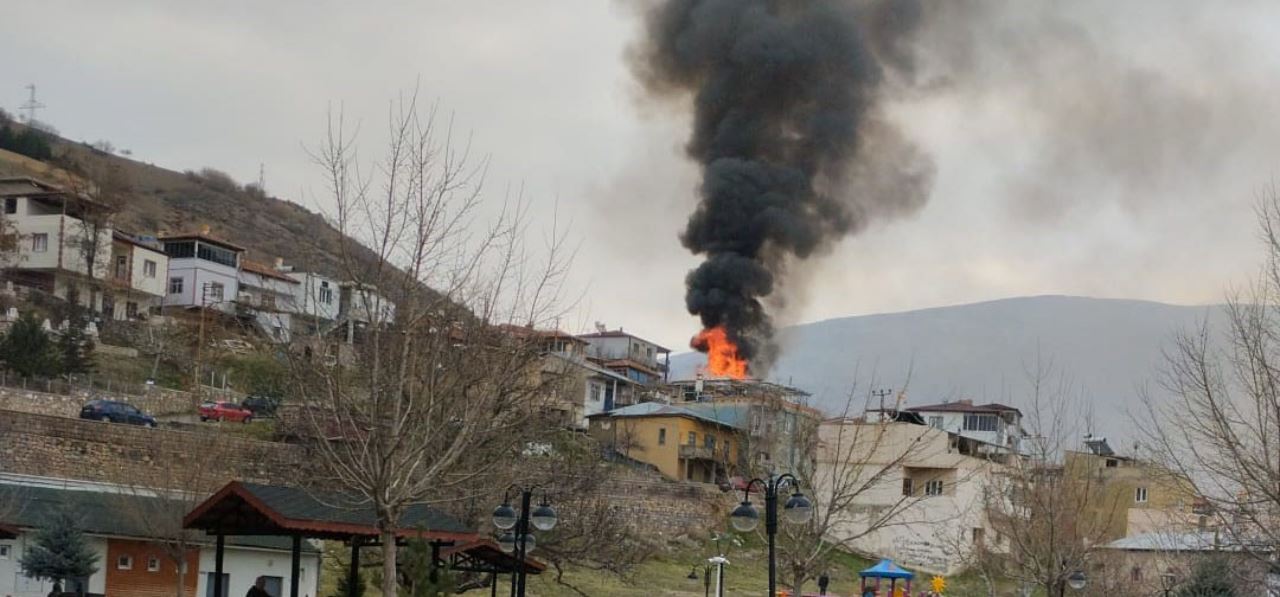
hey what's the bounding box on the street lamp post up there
[492,485,557,597]
[728,474,813,597]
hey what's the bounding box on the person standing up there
[246,576,273,597]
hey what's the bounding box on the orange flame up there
[692,326,749,379]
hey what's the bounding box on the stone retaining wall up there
[0,384,204,418]
[0,410,303,489]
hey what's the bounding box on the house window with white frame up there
[117,555,133,570]
[963,414,1000,432]
[924,479,945,496]
[169,277,183,295]
[928,415,944,429]
[0,544,10,559]
[147,556,160,572]
[144,259,157,278]
[319,281,333,304]
[31,233,47,253]
[1136,486,1149,503]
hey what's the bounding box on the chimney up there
[274,257,284,270]
[200,224,211,235]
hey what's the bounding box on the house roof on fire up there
[591,401,746,429]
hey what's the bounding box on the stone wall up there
[598,467,731,537]
[0,384,204,418]
[0,410,303,489]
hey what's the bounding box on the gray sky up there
[3,1,1278,353]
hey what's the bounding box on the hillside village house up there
[0,476,320,597]
[579,328,671,385]
[519,329,640,429]
[588,402,741,483]
[0,176,171,320]
[905,400,1029,461]
[1065,436,1203,541]
[237,259,299,341]
[107,231,167,319]
[669,377,821,476]
[161,229,244,313]
[817,409,1021,575]
[0,176,113,311]
[279,266,341,326]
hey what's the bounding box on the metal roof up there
[0,482,313,553]
[1104,531,1249,552]
[183,481,474,542]
[593,401,745,429]
[905,401,1022,416]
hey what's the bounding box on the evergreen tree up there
[334,565,366,597]
[18,509,99,594]
[1176,556,1236,597]
[1,313,59,377]
[56,314,95,376]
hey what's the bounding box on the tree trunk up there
[175,557,186,597]
[381,527,397,597]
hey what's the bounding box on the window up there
[1136,486,1149,503]
[928,416,944,429]
[147,556,160,572]
[1131,566,1143,582]
[658,428,666,445]
[705,434,716,451]
[319,281,333,304]
[126,302,138,318]
[117,555,133,570]
[169,277,183,294]
[31,233,47,253]
[972,527,985,545]
[0,544,10,559]
[164,241,195,258]
[924,479,944,496]
[963,414,999,432]
[1106,459,1118,468]
[196,242,237,267]
[589,383,602,402]
[3,198,15,214]
[115,255,128,279]
[144,259,157,278]
[902,478,914,496]
[687,431,697,445]
[205,572,230,597]
[207,282,224,302]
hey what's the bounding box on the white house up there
[902,400,1029,458]
[282,268,341,324]
[106,231,168,320]
[160,229,244,313]
[339,281,395,325]
[237,259,299,342]
[817,415,1015,575]
[0,475,321,597]
[0,176,113,311]
[577,328,671,385]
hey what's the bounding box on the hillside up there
[671,296,1227,440]
[0,127,373,280]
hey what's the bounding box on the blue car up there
[79,399,157,428]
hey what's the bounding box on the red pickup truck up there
[198,401,254,423]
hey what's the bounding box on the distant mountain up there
[670,296,1226,440]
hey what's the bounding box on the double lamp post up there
[728,473,813,597]
[491,485,557,597]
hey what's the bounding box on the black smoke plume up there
[635,0,933,370]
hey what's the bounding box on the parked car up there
[241,394,281,417]
[198,401,254,423]
[79,400,157,428]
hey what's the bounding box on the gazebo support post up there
[290,534,302,597]
[490,572,498,597]
[213,533,225,597]
[348,539,362,597]
[430,541,441,585]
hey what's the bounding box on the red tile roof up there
[241,259,299,283]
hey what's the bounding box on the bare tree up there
[55,156,129,313]
[110,434,244,597]
[1141,184,1280,565]
[292,89,572,597]
[979,360,1123,597]
[773,384,941,596]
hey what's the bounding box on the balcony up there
[679,444,717,461]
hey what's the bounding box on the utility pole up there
[258,163,265,191]
[872,388,893,412]
[19,84,44,124]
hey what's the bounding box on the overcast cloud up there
[2,1,1278,353]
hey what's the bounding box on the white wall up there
[0,534,108,597]
[167,260,240,311]
[195,544,321,597]
[287,272,340,321]
[130,245,168,298]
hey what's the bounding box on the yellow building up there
[588,402,742,483]
[1064,437,1203,541]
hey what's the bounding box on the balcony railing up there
[679,444,717,460]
